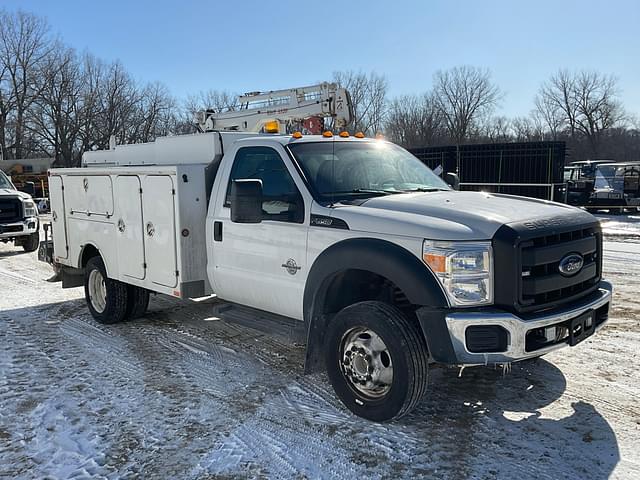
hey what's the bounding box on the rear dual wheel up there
[84,256,149,324]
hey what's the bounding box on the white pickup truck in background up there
[41,128,613,421]
[0,169,40,252]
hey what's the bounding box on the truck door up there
[142,175,178,288]
[49,175,69,260]
[210,145,308,320]
[115,176,145,280]
[49,175,68,260]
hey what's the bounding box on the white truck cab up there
[0,169,40,252]
[44,131,612,421]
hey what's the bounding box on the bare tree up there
[533,93,564,140]
[27,46,83,165]
[385,93,445,146]
[130,82,176,143]
[537,70,579,137]
[333,70,387,135]
[432,66,501,144]
[0,10,54,159]
[537,70,625,155]
[185,89,237,115]
[511,116,543,142]
[483,116,511,143]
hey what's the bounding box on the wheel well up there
[80,244,100,268]
[304,269,419,374]
[320,269,412,316]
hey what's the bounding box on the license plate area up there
[569,310,595,346]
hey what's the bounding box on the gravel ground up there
[0,214,639,479]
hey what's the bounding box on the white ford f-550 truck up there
[43,130,612,421]
[0,169,40,252]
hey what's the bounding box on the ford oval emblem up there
[558,253,584,277]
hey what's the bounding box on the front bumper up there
[418,281,613,365]
[0,217,39,239]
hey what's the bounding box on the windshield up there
[0,171,13,189]
[287,141,450,202]
[595,165,616,190]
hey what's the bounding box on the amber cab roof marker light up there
[354,132,365,138]
[291,131,303,139]
[263,120,279,133]
[322,131,334,138]
[339,131,350,138]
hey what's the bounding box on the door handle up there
[214,221,223,241]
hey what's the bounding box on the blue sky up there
[4,0,639,118]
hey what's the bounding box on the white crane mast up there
[82,82,354,167]
[195,82,352,133]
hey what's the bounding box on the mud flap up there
[61,267,84,288]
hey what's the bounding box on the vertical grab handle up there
[213,221,223,242]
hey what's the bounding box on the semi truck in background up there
[40,83,612,421]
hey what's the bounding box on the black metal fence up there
[408,141,567,201]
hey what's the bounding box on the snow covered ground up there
[1,215,639,479]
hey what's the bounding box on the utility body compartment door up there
[142,175,178,288]
[65,175,114,218]
[49,175,68,260]
[115,175,145,280]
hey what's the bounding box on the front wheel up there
[22,232,39,252]
[84,256,128,324]
[325,301,429,422]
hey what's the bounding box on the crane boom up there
[195,82,352,133]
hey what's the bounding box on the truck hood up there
[334,191,594,240]
[0,188,32,200]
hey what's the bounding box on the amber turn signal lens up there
[423,253,446,273]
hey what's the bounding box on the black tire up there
[125,285,150,320]
[22,232,39,252]
[84,256,128,324]
[324,301,429,422]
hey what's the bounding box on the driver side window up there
[226,146,304,223]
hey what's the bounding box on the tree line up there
[1,10,638,167]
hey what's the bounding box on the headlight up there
[23,201,38,217]
[422,240,493,306]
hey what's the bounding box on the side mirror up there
[230,179,263,223]
[444,172,460,190]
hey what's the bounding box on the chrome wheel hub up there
[340,327,393,398]
[88,269,107,313]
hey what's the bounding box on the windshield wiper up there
[401,187,449,192]
[324,189,403,197]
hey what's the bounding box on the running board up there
[211,303,306,343]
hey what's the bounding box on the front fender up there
[303,237,449,372]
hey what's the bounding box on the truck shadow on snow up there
[406,362,620,478]
[1,297,621,479]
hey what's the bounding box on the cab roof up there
[234,133,380,147]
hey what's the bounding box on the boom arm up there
[195,82,352,133]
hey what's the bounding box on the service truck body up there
[45,130,613,421]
